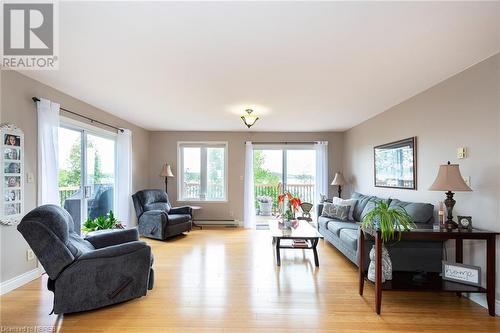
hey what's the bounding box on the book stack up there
[293,239,309,248]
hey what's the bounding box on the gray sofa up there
[317,192,443,272]
[132,189,192,240]
[17,205,154,314]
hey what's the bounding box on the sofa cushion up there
[332,197,357,220]
[339,228,358,250]
[327,221,359,236]
[351,192,375,222]
[389,199,434,224]
[321,203,351,221]
[317,216,333,230]
[359,197,386,221]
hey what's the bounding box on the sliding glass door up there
[253,147,316,215]
[58,122,116,233]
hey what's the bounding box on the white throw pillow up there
[332,197,357,220]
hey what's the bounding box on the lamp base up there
[444,220,458,230]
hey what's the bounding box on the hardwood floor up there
[1,227,498,332]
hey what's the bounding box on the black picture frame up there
[374,137,417,190]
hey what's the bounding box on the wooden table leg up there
[486,235,496,316]
[312,238,319,267]
[375,231,382,315]
[456,238,463,297]
[276,238,281,266]
[358,228,365,296]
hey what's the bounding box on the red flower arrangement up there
[278,191,302,219]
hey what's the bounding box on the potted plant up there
[257,195,273,216]
[361,199,413,282]
[82,210,124,233]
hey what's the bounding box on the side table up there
[190,206,202,230]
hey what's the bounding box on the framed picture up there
[0,124,24,225]
[374,137,416,190]
[442,261,481,287]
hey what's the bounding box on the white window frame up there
[59,116,118,223]
[177,141,228,202]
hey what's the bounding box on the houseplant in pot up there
[361,199,413,282]
[82,210,124,234]
[257,195,273,216]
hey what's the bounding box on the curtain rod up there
[32,97,124,133]
[250,141,321,145]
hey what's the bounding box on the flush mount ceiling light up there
[241,109,259,128]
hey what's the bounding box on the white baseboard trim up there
[466,293,500,316]
[0,267,43,295]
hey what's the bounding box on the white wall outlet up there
[463,176,471,187]
[229,210,234,217]
[26,172,34,183]
[26,249,35,261]
[457,147,467,159]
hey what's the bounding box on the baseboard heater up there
[194,219,239,227]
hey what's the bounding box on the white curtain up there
[315,141,328,203]
[243,141,256,228]
[37,98,60,205]
[116,129,133,227]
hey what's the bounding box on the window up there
[178,142,227,201]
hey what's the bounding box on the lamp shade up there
[331,172,346,186]
[429,162,472,192]
[160,163,174,178]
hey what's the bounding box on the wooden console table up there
[358,227,498,316]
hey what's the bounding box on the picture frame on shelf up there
[442,261,481,287]
[0,124,24,226]
[457,216,472,231]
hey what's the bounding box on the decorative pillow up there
[321,203,351,221]
[332,197,357,220]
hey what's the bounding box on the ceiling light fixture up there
[241,109,259,128]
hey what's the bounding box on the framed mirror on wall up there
[374,137,417,190]
[0,124,24,225]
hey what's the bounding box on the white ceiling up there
[22,1,500,132]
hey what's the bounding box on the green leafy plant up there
[82,210,122,232]
[362,199,414,242]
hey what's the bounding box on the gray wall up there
[343,53,500,299]
[0,70,151,283]
[148,131,344,222]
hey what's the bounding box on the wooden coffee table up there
[268,219,322,267]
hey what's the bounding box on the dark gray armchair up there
[132,189,192,240]
[17,205,154,314]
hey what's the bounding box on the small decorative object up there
[82,210,124,233]
[159,163,174,193]
[241,109,259,128]
[362,199,414,282]
[331,172,346,198]
[257,195,273,216]
[429,161,472,230]
[367,245,392,283]
[442,261,481,286]
[319,194,327,203]
[374,137,416,190]
[0,124,24,226]
[457,216,472,231]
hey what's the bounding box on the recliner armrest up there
[85,228,139,249]
[78,241,149,260]
[140,210,168,224]
[169,206,192,216]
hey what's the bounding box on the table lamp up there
[160,163,174,194]
[429,161,472,230]
[331,172,346,198]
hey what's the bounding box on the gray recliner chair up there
[17,205,154,314]
[132,189,192,240]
